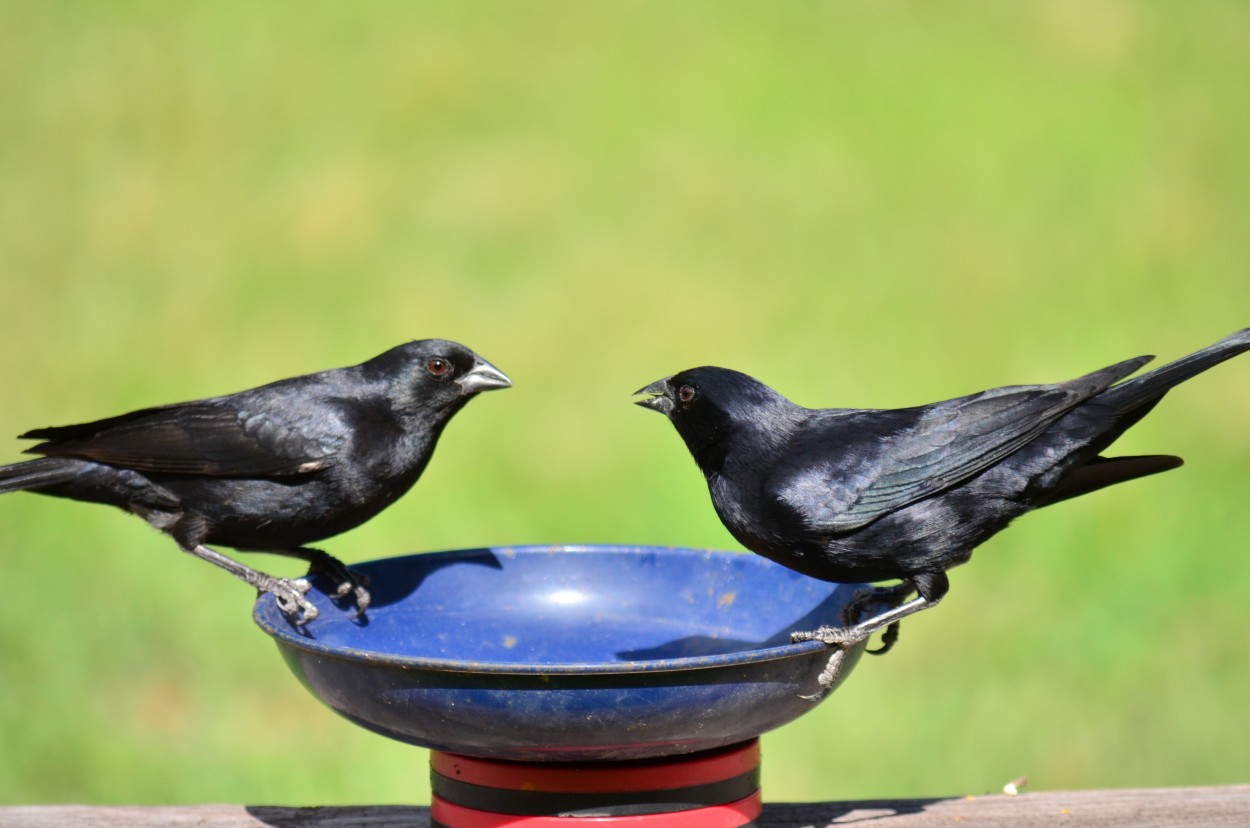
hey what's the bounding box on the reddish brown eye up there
[426,357,452,377]
[678,385,696,403]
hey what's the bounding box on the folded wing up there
[772,355,1152,533]
[21,398,344,477]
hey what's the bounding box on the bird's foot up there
[791,624,871,649]
[835,583,916,655]
[303,548,371,618]
[261,576,318,625]
[791,586,940,698]
[790,625,872,700]
[789,582,910,655]
[796,589,940,665]
[185,544,320,625]
[790,617,898,659]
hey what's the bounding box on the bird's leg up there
[182,544,318,624]
[792,581,917,652]
[279,547,371,617]
[838,581,918,655]
[792,596,934,700]
[794,571,948,650]
[796,594,935,647]
[792,572,948,696]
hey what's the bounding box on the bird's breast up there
[707,473,795,557]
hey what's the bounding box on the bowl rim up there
[252,544,842,676]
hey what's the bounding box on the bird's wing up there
[21,399,346,476]
[772,367,1137,534]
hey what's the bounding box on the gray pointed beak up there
[457,358,513,394]
[633,377,674,414]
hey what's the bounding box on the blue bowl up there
[254,545,868,761]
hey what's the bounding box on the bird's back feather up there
[772,355,1151,533]
[22,395,346,477]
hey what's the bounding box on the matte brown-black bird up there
[636,330,1249,658]
[0,339,511,622]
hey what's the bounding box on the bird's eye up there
[426,358,452,378]
[678,385,697,403]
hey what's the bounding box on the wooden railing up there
[3,785,1249,826]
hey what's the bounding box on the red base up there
[430,739,761,827]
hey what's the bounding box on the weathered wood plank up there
[2,786,1248,827]
[0,805,431,828]
[761,785,1250,826]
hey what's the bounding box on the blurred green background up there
[1,0,1248,806]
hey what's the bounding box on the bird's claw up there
[794,586,935,674]
[789,625,869,700]
[791,609,910,699]
[268,577,318,625]
[867,621,900,654]
[304,550,371,618]
[333,574,371,618]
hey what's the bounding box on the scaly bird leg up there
[790,597,938,701]
[183,543,318,624]
[791,572,949,698]
[839,581,918,655]
[794,594,938,650]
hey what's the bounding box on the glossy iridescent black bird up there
[0,339,511,623]
[636,330,1249,662]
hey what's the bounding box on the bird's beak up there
[457,358,513,394]
[633,377,674,415]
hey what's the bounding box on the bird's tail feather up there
[1100,328,1250,413]
[1039,454,1184,507]
[0,457,79,494]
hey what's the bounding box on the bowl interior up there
[254,545,850,672]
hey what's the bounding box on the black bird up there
[636,330,1249,659]
[0,340,511,623]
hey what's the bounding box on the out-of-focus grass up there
[1,0,1248,805]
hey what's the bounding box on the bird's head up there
[368,339,512,418]
[634,366,796,472]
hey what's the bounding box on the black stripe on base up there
[432,768,760,817]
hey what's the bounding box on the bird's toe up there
[271,578,319,625]
[351,582,371,618]
[302,550,370,617]
[329,570,370,617]
[866,621,901,655]
[791,624,868,648]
